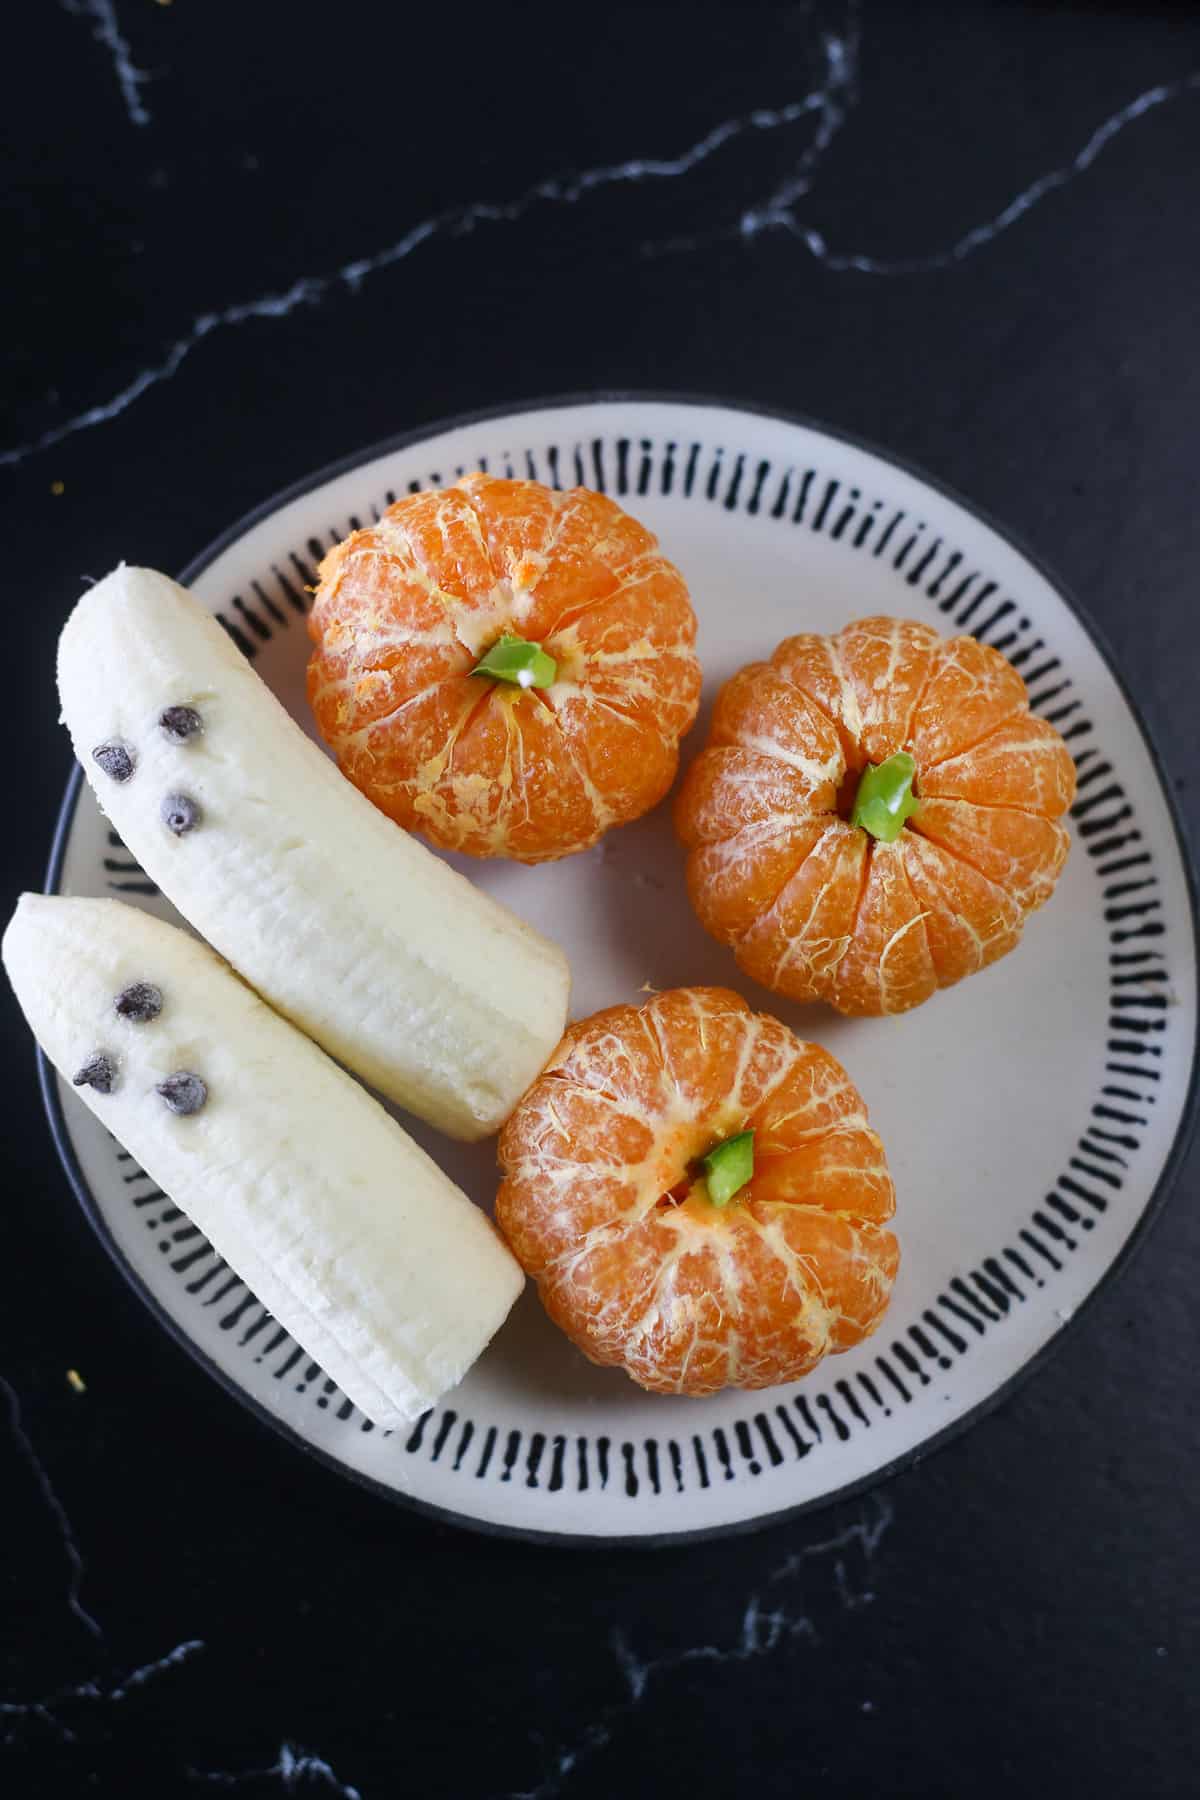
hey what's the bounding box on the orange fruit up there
[306,475,701,862]
[496,987,898,1396]
[674,617,1076,1015]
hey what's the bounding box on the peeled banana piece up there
[58,566,570,1141]
[4,895,524,1427]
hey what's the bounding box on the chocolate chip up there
[114,982,163,1023]
[159,705,203,743]
[93,741,135,783]
[73,1052,117,1094]
[161,793,201,835]
[155,1071,207,1115]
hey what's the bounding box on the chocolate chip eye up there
[159,706,203,743]
[93,741,135,782]
[73,1052,117,1094]
[161,793,201,836]
[114,982,163,1023]
[155,1072,207,1115]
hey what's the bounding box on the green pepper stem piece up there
[701,1129,755,1208]
[472,635,557,690]
[850,751,920,843]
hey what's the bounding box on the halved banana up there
[58,566,570,1140]
[4,895,524,1427]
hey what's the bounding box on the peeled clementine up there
[306,476,701,862]
[496,987,898,1396]
[674,618,1076,1016]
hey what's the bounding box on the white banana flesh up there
[3,895,525,1428]
[58,566,570,1140]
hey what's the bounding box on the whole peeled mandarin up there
[674,617,1076,1016]
[497,986,898,1396]
[307,475,701,863]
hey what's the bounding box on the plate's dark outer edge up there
[37,389,1200,1551]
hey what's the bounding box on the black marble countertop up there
[4,4,1199,1796]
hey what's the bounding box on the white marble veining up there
[8,5,1196,473]
[743,24,858,232]
[61,0,152,128]
[0,1374,357,1793]
[755,72,1200,273]
[0,83,829,472]
[0,1439,889,1784]
[508,1728,615,1800]
[188,1742,364,1797]
[650,16,860,256]
[769,1488,894,1595]
[506,1493,894,1800]
[0,1373,209,1751]
[1,1642,205,1749]
[0,1374,102,1642]
[337,91,842,295]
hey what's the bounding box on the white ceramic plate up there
[44,397,1198,1542]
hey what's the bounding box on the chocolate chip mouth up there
[114,982,163,1023]
[159,705,204,743]
[73,1051,118,1094]
[93,741,136,783]
[155,1071,208,1115]
[161,793,201,836]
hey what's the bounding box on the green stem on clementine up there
[701,1129,755,1208]
[472,635,557,690]
[850,751,920,842]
